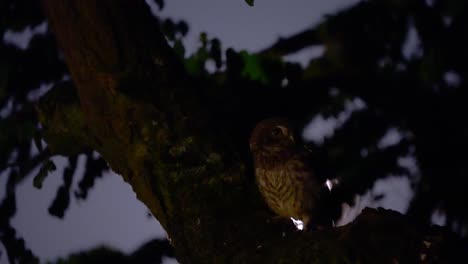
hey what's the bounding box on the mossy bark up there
[38,1,464,263]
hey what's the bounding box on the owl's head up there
[249,118,296,154]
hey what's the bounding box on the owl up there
[249,118,332,229]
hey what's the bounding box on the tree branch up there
[259,28,321,56]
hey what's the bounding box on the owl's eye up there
[271,126,284,137]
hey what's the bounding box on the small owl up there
[249,118,331,229]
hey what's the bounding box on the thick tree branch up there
[260,28,321,56]
[38,1,464,263]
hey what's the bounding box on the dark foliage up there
[217,0,468,232]
[52,238,174,264]
[0,1,109,262]
[1,0,468,262]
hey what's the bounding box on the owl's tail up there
[318,176,346,227]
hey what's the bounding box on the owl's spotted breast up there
[255,166,304,220]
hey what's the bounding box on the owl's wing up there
[285,153,323,202]
[301,143,332,183]
[291,150,335,228]
[285,156,317,184]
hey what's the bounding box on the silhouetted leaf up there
[162,19,176,41]
[32,159,56,189]
[240,51,268,83]
[74,155,108,200]
[154,0,164,10]
[176,21,188,36]
[33,131,43,152]
[48,156,77,218]
[173,40,185,59]
[210,38,222,68]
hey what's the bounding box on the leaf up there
[48,156,77,218]
[176,21,189,36]
[75,155,108,200]
[33,160,56,189]
[200,32,208,47]
[240,51,268,83]
[173,40,185,59]
[18,121,37,143]
[245,0,254,7]
[184,48,209,76]
[162,19,176,41]
[33,131,43,152]
[210,38,222,68]
[154,0,165,10]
